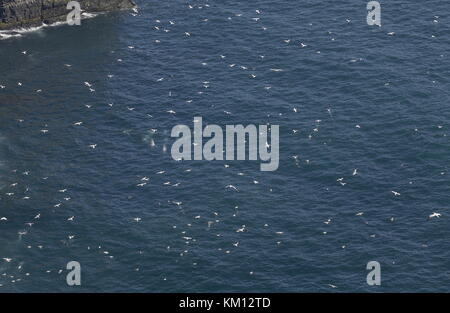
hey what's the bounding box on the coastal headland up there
[0,0,136,30]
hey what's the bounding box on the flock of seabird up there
[0,2,446,290]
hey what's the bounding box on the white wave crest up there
[0,12,101,40]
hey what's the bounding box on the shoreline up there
[0,0,136,31]
[0,12,101,40]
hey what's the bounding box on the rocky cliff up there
[0,0,136,30]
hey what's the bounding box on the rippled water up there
[0,0,450,292]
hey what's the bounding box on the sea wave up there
[0,12,100,40]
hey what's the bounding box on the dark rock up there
[0,0,136,30]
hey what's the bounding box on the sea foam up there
[0,12,100,40]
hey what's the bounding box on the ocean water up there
[1,0,450,292]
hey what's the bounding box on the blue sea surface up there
[1,0,450,292]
